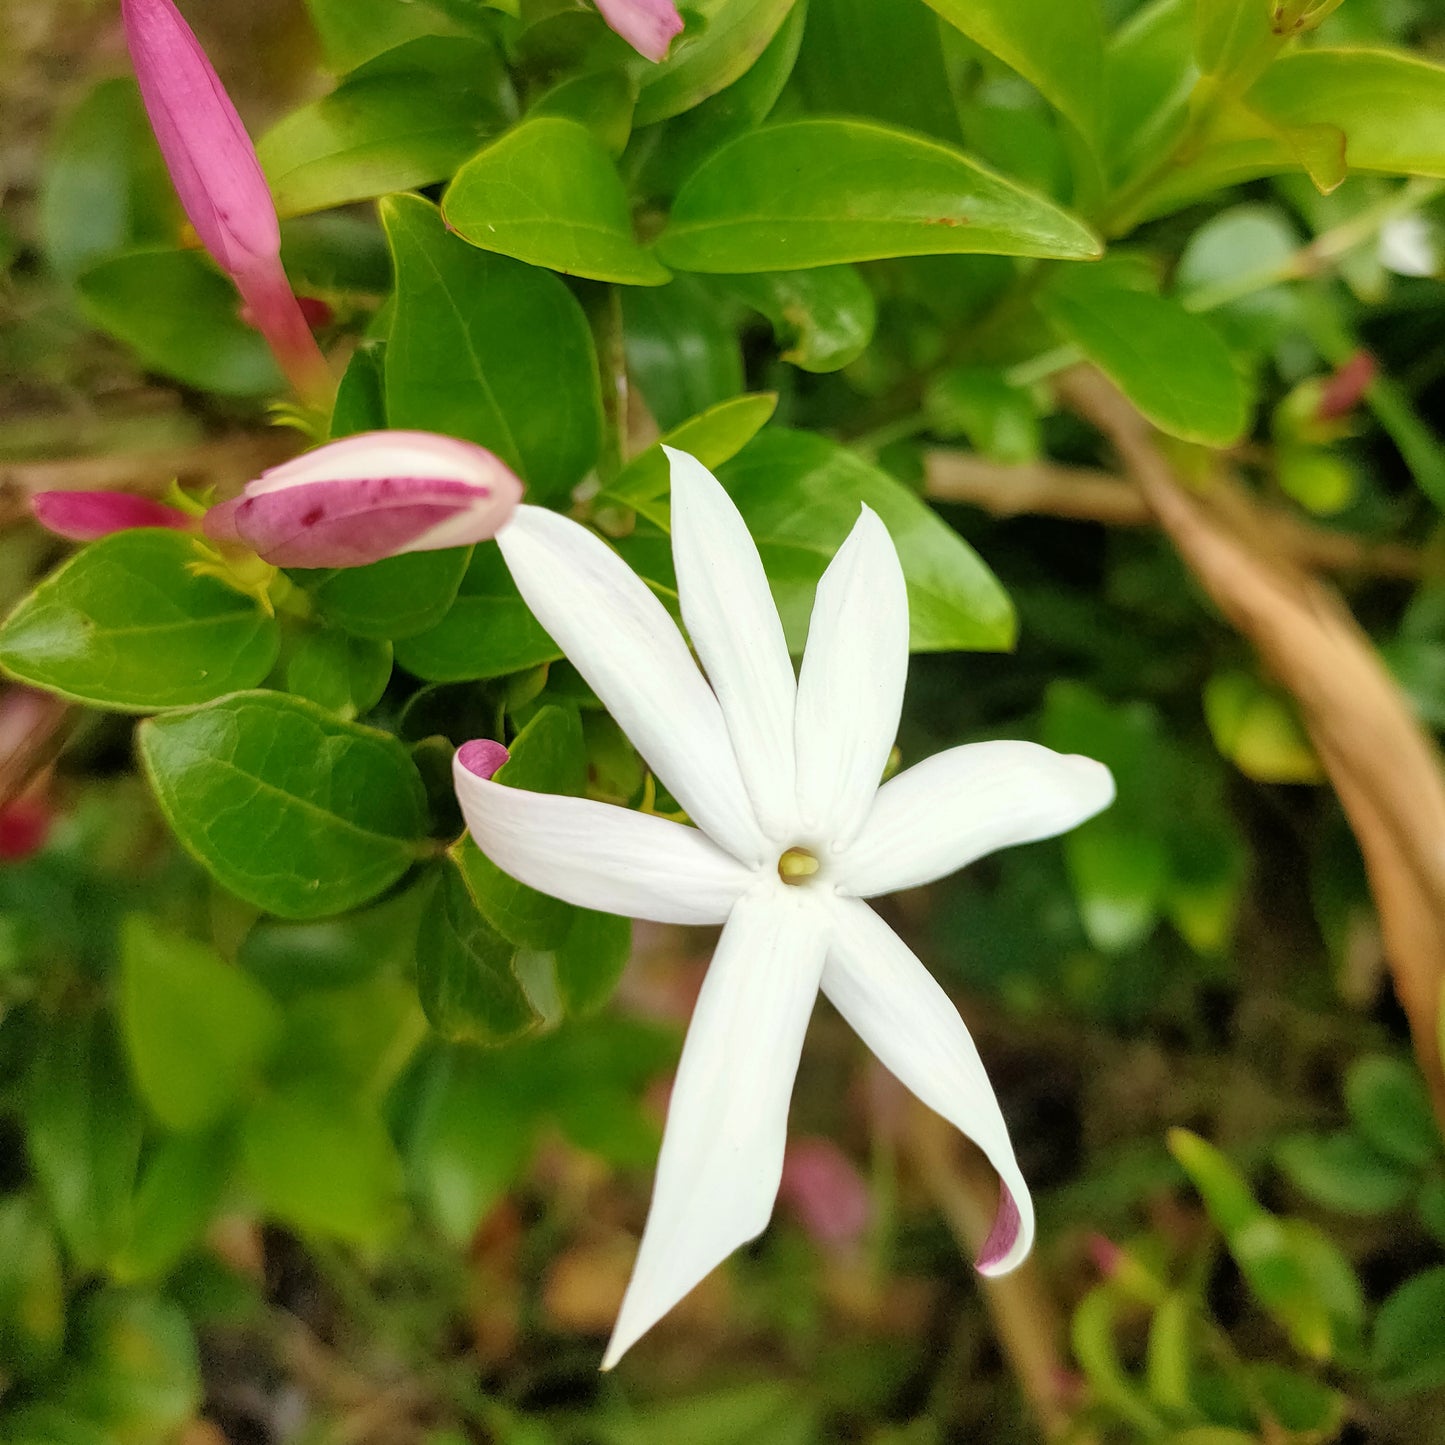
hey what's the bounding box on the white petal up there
[821,896,1033,1275]
[497,505,768,865]
[453,749,751,925]
[603,887,826,1368]
[246,430,512,495]
[666,447,798,842]
[794,506,909,850]
[834,740,1115,898]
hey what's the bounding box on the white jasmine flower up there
[452,449,1115,1368]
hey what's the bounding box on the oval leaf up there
[443,117,669,285]
[0,530,279,712]
[657,119,1101,271]
[138,692,428,919]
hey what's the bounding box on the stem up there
[235,261,335,414]
[588,285,629,483]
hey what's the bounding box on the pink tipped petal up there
[457,740,510,780]
[974,1182,1023,1274]
[603,888,827,1369]
[31,491,193,542]
[453,750,751,926]
[820,896,1035,1277]
[204,433,524,568]
[121,0,280,274]
[595,0,684,60]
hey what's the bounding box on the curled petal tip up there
[595,0,684,60]
[974,1180,1024,1275]
[457,740,510,780]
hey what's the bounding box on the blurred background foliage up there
[3,0,1445,1441]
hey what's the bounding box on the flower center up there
[777,846,821,886]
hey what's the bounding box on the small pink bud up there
[1087,1233,1123,1279]
[778,1137,871,1249]
[0,793,53,862]
[202,431,524,569]
[31,490,193,542]
[120,0,331,405]
[1315,350,1377,422]
[595,0,684,61]
[295,296,334,331]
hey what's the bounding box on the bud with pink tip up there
[32,491,193,542]
[120,0,331,406]
[202,431,524,569]
[595,0,684,61]
[778,1137,872,1249]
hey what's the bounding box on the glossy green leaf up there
[0,530,279,711]
[444,117,668,285]
[329,341,388,438]
[922,0,1104,138]
[1194,0,1277,86]
[530,71,636,157]
[1100,0,1195,191]
[40,78,175,279]
[1373,1267,1445,1395]
[119,915,281,1132]
[138,692,428,919]
[304,0,463,70]
[1274,1131,1414,1215]
[417,863,538,1045]
[242,1084,404,1244]
[453,706,586,949]
[658,119,1102,271]
[621,276,745,431]
[76,248,282,396]
[716,266,876,372]
[1345,1055,1441,1167]
[382,194,602,502]
[1040,269,1248,445]
[258,38,513,216]
[25,1013,143,1272]
[715,429,1015,651]
[394,544,561,683]
[636,0,797,126]
[285,627,393,717]
[554,908,631,1018]
[307,546,472,642]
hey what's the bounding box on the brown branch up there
[0,432,301,526]
[905,1104,1076,1439]
[1057,365,1445,1123]
[0,687,72,811]
[924,448,1428,580]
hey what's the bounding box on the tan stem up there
[1058,365,1445,1123]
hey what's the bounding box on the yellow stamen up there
[778,846,820,885]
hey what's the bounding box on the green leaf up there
[303,0,462,70]
[924,365,1041,464]
[0,530,279,711]
[306,546,472,642]
[1194,0,1277,86]
[554,908,631,1018]
[76,248,282,397]
[922,0,1104,138]
[1064,824,1169,953]
[113,1128,233,1283]
[242,1084,404,1244]
[0,1195,65,1379]
[715,266,876,372]
[453,706,586,949]
[1203,670,1323,784]
[657,119,1102,271]
[25,1012,143,1272]
[119,915,281,1132]
[1274,1131,1414,1215]
[285,627,393,718]
[1039,269,1248,445]
[1373,1267,1445,1395]
[138,691,428,919]
[417,863,539,1045]
[382,193,602,503]
[394,544,561,682]
[599,1381,821,1445]
[39,78,175,279]
[716,429,1015,652]
[257,38,514,216]
[636,0,798,127]
[329,341,388,438]
[621,276,745,431]
[530,71,636,157]
[443,117,669,285]
[1344,1055,1441,1167]
[604,392,779,514]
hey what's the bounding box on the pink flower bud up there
[203,431,524,569]
[1315,350,1377,422]
[0,793,53,862]
[777,1137,871,1249]
[120,0,331,405]
[31,491,193,542]
[595,0,684,61]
